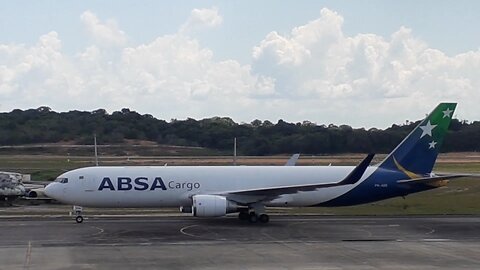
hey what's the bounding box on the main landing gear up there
[238,203,270,224]
[73,205,84,223]
[245,212,269,223]
[238,211,269,224]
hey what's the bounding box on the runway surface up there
[1,215,480,269]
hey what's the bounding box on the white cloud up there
[0,7,479,127]
[252,8,480,126]
[179,7,223,33]
[0,9,263,121]
[80,10,127,47]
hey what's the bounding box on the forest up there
[0,106,478,155]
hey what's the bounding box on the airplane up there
[0,171,50,205]
[0,171,26,204]
[44,103,478,224]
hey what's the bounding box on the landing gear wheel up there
[238,211,249,221]
[248,213,258,223]
[75,215,84,223]
[73,205,84,224]
[258,214,270,223]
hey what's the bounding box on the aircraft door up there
[80,174,96,192]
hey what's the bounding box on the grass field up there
[1,153,479,215]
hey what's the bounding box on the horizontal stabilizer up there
[397,173,480,184]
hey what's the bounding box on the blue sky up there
[1,1,479,127]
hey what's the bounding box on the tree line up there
[0,106,478,155]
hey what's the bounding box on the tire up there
[258,214,269,224]
[75,216,84,223]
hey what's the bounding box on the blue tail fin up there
[378,103,457,176]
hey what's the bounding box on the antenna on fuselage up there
[233,137,237,166]
[94,133,99,166]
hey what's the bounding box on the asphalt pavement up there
[1,215,480,269]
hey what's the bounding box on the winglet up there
[338,154,375,185]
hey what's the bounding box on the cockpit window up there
[55,177,69,184]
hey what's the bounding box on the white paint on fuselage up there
[45,166,376,208]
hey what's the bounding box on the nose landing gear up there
[73,205,84,223]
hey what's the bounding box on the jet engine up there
[26,188,46,198]
[192,195,239,217]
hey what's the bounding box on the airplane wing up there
[397,173,480,184]
[221,154,374,201]
[284,154,300,166]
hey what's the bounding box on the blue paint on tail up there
[318,103,457,207]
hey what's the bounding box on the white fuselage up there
[44,165,377,208]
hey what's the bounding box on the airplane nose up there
[44,183,58,199]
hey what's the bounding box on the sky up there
[1,1,480,128]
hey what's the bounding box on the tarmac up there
[1,215,480,270]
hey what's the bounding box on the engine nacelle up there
[27,188,45,198]
[192,195,238,217]
[26,190,38,198]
